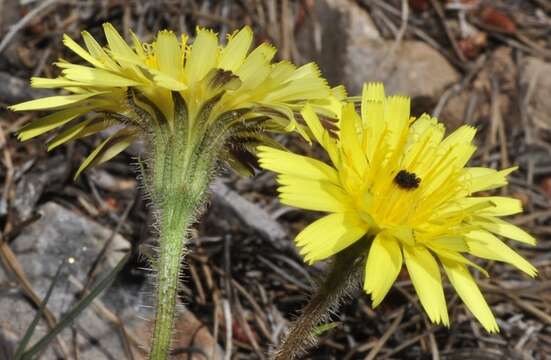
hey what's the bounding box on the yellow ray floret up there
[257,82,537,333]
[11,23,340,176]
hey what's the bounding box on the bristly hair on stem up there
[146,91,232,360]
[273,239,371,360]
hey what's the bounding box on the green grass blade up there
[21,253,129,360]
[312,322,339,336]
[13,261,66,360]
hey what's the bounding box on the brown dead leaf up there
[479,6,517,34]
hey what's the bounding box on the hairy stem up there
[148,123,213,359]
[150,198,193,359]
[274,243,368,360]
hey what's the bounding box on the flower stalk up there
[146,95,221,359]
[274,239,369,360]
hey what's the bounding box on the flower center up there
[394,170,421,190]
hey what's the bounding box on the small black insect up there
[394,170,421,190]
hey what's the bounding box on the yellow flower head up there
[10,23,342,176]
[258,83,537,332]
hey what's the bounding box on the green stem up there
[144,90,238,359]
[148,125,212,359]
[274,241,369,360]
[150,200,192,359]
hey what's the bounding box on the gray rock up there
[0,72,55,103]
[360,40,460,100]
[520,57,551,132]
[11,155,69,223]
[297,0,460,99]
[0,202,142,359]
[1,201,226,359]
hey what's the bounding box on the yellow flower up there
[10,23,341,176]
[258,83,537,332]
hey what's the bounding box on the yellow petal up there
[296,213,366,263]
[30,77,87,88]
[63,34,105,69]
[465,230,537,277]
[219,26,253,71]
[265,63,329,102]
[63,66,142,87]
[362,83,386,162]
[47,117,94,150]
[257,146,340,184]
[71,118,113,140]
[404,246,449,326]
[364,233,402,307]
[102,23,140,63]
[75,129,137,178]
[459,196,523,216]
[402,114,444,172]
[301,104,324,144]
[473,216,536,245]
[277,174,351,213]
[309,85,346,119]
[130,31,146,59]
[236,43,275,88]
[441,125,476,148]
[384,96,411,152]
[431,247,489,277]
[151,72,188,91]
[361,82,385,123]
[154,30,182,80]
[340,103,367,174]
[270,61,295,83]
[441,260,499,333]
[81,31,119,71]
[10,93,99,111]
[464,167,516,193]
[185,28,219,83]
[427,236,469,252]
[17,107,89,140]
[300,104,339,165]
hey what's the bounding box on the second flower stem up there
[274,242,368,360]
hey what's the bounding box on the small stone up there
[296,0,460,101]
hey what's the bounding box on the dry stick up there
[429,0,468,64]
[223,298,233,360]
[273,245,366,360]
[364,307,405,360]
[0,0,60,55]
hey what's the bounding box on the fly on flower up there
[258,83,537,333]
[10,23,343,178]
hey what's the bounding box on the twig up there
[364,307,405,360]
[0,0,61,55]
[429,0,468,63]
[223,298,233,360]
